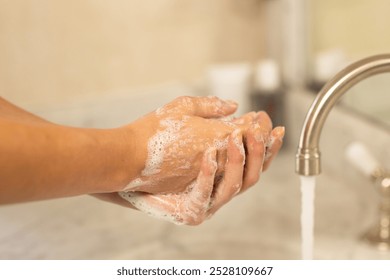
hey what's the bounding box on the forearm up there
[0,119,138,204]
[0,97,49,123]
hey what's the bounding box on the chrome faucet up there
[295,54,390,176]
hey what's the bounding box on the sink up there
[0,150,388,259]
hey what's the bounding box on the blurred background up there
[1,0,389,126]
[0,0,266,108]
[0,0,389,259]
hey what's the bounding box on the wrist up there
[91,126,141,193]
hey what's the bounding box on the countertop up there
[1,149,389,260]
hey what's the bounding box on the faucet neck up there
[296,54,390,176]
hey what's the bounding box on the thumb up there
[175,96,238,118]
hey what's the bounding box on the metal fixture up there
[364,172,390,250]
[295,54,390,176]
[296,54,390,249]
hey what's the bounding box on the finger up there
[232,111,257,125]
[186,148,218,225]
[263,126,285,171]
[121,149,218,226]
[139,149,217,226]
[241,125,266,193]
[191,148,218,206]
[255,111,273,143]
[209,130,245,215]
[234,111,273,143]
[231,112,257,133]
[175,96,238,118]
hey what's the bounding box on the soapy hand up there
[0,95,284,209]
[120,96,258,194]
[94,96,284,225]
[119,147,219,225]
[117,124,284,225]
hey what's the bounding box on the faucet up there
[296,54,390,176]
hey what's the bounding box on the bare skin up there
[0,96,284,225]
[0,108,131,202]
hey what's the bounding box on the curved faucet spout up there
[296,54,390,176]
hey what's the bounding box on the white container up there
[313,48,348,84]
[345,141,381,177]
[207,63,252,116]
[254,59,281,92]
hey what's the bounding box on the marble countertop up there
[1,149,389,260]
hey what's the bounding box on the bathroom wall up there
[0,0,266,109]
[308,0,390,126]
[310,0,390,59]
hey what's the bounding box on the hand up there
[93,96,285,225]
[0,95,284,206]
[118,125,284,225]
[117,96,245,194]
[231,111,284,192]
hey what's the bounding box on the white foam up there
[219,114,235,122]
[155,106,164,116]
[253,124,264,143]
[178,161,191,170]
[231,183,242,196]
[123,178,147,191]
[232,130,245,160]
[119,177,215,226]
[142,119,183,176]
[264,135,276,161]
[212,137,228,150]
[119,191,180,224]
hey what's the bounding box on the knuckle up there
[229,147,245,165]
[206,95,219,102]
[232,183,242,195]
[202,161,217,177]
[253,142,265,157]
[176,96,193,106]
[234,150,245,164]
[247,173,260,187]
[191,217,204,226]
[183,215,203,226]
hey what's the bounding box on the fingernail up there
[248,111,257,121]
[257,111,272,125]
[274,126,285,138]
[255,111,261,121]
[256,111,266,120]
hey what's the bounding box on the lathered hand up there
[118,124,284,226]
[119,130,246,225]
[94,96,285,225]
